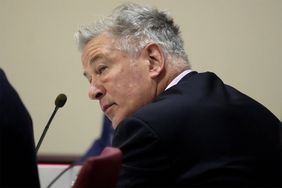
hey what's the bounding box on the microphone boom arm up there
[35,93,67,154]
[35,106,59,153]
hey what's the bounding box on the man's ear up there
[144,43,165,78]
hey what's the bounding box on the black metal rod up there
[35,106,59,153]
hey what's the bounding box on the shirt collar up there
[165,69,193,90]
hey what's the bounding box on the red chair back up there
[73,147,122,188]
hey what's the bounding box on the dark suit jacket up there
[0,68,40,187]
[113,71,282,187]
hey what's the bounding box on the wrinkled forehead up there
[81,33,116,64]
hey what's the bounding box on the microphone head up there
[55,93,67,108]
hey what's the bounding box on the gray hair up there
[75,3,190,66]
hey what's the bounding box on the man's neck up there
[156,63,190,96]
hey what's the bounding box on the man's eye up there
[97,66,108,74]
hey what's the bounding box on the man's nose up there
[88,80,105,100]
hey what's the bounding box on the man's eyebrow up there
[89,54,105,65]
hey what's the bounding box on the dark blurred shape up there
[0,68,40,187]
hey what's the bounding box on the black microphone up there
[35,93,67,153]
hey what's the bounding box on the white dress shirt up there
[165,69,193,90]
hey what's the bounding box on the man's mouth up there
[102,103,114,113]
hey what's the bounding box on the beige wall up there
[1,0,281,156]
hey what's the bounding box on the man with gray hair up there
[75,3,281,187]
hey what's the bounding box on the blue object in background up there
[78,116,113,163]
